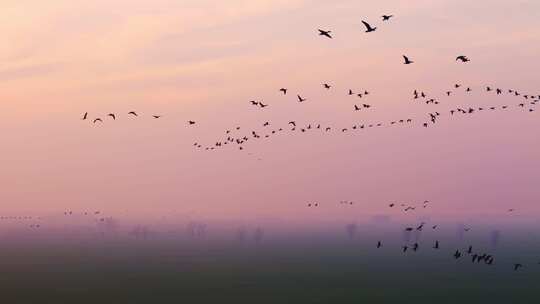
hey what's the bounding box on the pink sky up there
[1,0,539,223]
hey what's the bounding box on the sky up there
[1,0,539,224]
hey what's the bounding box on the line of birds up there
[195,80,537,151]
[80,111,197,125]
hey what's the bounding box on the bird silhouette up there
[280,88,288,95]
[297,95,306,102]
[107,113,116,120]
[259,102,268,108]
[188,121,196,125]
[318,29,332,38]
[323,83,331,89]
[377,241,382,248]
[403,55,413,64]
[456,55,470,62]
[128,111,137,116]
[514,263,523,271]
[382,15,394,21]
[82,112,88,120]
[153,115,161,119]
[93,118,102,123]
[361,20,377,33]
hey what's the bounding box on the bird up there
[93,118,102,123]
[382,15,394,21]
[288,121,296,127]
[456,55,470,62]
[377,241,382,248]
[280,88,287,95]
[107,113,116,120]
[389,203,395,207]
[514,263,523,271]
[412,243,419,251]
[467,246,473,254]
[250,100,258,105]
[454,250,462,259]
[297,95,306,102]
[259,102,268,108]
[318,29,332,38]
[323,83,331,89]
[354,105,361,111]
[403,55,413,64]
[82,112,88,120]
[361,20,377,33]
[402,246,408,253]
[128,111,137,116]
[153,115,161,119]
[188,121,196,125]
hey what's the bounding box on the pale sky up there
[1,0,539,223]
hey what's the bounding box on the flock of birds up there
[189,81,538,152]
[302,198,535,271]
[72,14,540,273]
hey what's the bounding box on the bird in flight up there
[403,55,413,64]
[382,15,394,21]
[259,102,269,108]
[128,111,138,116]
[323,83,331,89]
[280,88,287,95]
[82,112,88,120]
[514,263,523,271]
[107,113,116,120]
[318,29,332,38]
[153,115,161,119]
[93,118,102,123]
[361,20,377,33]
[188,121,196,125]
[354,105,361,111]
[297,95,306,102]
[377,241,382,248]
[456,55,470,63]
